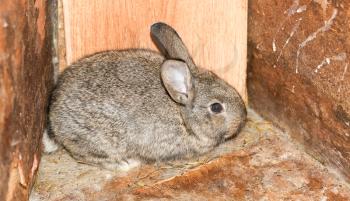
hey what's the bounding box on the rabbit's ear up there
[161,60,194,105]
[151,22,198,74]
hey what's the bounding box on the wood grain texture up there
[0,0,54,200]
[248,0,350,180]
[61,0,248,102]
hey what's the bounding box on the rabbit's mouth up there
[224,118,246,140]
[223,131,238,141]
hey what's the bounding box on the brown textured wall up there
[0,0,54,200]
[248,0,350,180]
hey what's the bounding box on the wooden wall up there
[61,0,248,102]
[248,0,350,180]
[0,0,54,200]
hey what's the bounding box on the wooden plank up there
[249,0,350,180]
[0,1,54,200]
[61,0,247,102]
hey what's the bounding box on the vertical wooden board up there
[62,0,247,102]
[0,0,54,200]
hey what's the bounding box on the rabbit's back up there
[49,49,185,162]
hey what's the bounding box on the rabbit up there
[47,22,247,171]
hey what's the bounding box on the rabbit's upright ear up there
[161,60,194,106]
[151,22,197,74]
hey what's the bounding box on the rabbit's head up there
[151,22,247,142]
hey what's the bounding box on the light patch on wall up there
[276,18,302,64]
[314,52,346,73]
[295,8,338,73]
[272,0,307,55]
[338,63,349,92]
[2,19,8,28]
[313,0,329,15]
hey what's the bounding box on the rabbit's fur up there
[48,22,246,170]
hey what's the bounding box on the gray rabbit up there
[46,22,247,171]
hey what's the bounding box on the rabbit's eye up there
[210,102,223,113]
